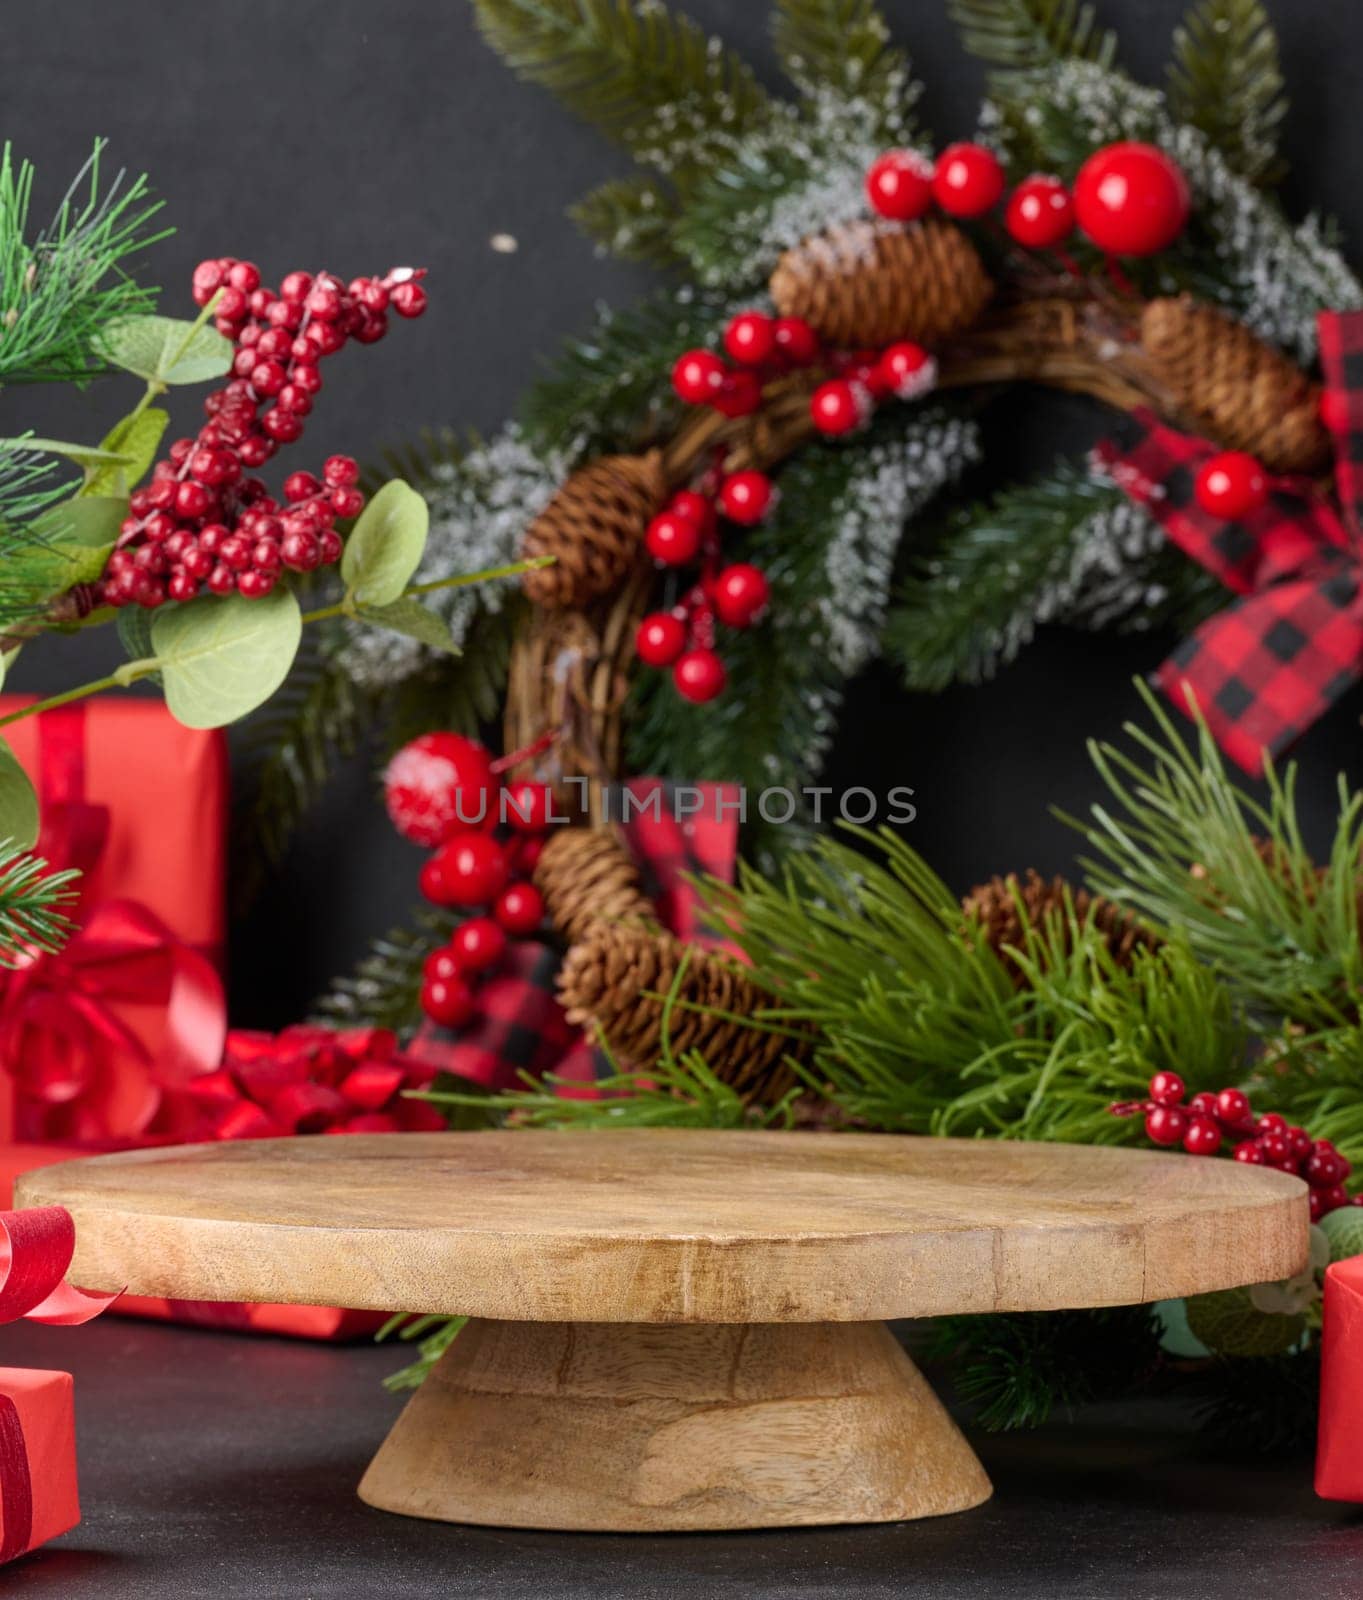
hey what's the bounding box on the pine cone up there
[769,218,993,349]
[1140,298,1328,475]
[558,924,810,1106]
[534,824,659,945]
[962,870,1156,981]
[521,450,666,609]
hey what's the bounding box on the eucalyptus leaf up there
[150,588,302,729]
[0,739,39,850]
[98,314,233,385]
[81,407,169,497]
[1184,1286,1305,1357]
[340,479,429,607]
[357,596,461,655]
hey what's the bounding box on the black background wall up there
[3,1,1362,1024]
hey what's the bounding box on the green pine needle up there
[313,907,456,1034]
[771,0,919,140]
[1167,0,1287,185]
[948,0,1117,77]
[0,840,79,965]
[570,174,683,265]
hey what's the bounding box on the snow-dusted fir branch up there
[338,426,568,691]
[1035,491,1169,632]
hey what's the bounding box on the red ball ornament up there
[636,611,688,667]
[718,471,776,526]
[671,349,726,405]
[429,831,509,908]
[673,648,727,704]
[864,149,935,222]
[723,311,777,366]
[712,369,763,418]
[420,975,476,1029]
[1195,452,1268,520]
[418,856,448,904]
[494,882,545,937]
[1148,1070,1185,1108]
[877,342,937,400]
[810,378,869,436]
[646,510,703,566]
[712,564,770,628]
[422,946,462,983]
[1215,1087,1252,1128]
[450,916,507,972]
[505,780,554,833]
[1073,142,1190,257]
[1145,1105,1188,1146]
[1004,175,1075,249]
[931,143,1006,218]
[668,490,716,534]
[1183,1117,1222,1156]
[773,317,820,366]
[385,732,498,845]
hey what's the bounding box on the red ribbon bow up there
[1096,310,1363,776]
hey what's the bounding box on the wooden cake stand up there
[17,1129,1306,1532]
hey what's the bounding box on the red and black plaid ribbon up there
[1095,310,1363,775]
[410,781,740,1094]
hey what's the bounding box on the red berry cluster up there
[383,733,552,1028]
[1120,1071,1358,1223]
[101,257,428,609]
[865,139,1190,259]
[671,311,821,418]
[808,340,936,440]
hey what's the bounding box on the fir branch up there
[380,602,520,755]
[948,0,1116,78]
[0,141,167,387]
[471,0,780,193]
[1167,0,1287,186]
[0,439,69,629]
[377,1314,467,1392]
[313,907,456,1033]
[0,840,79,964]
[771,0,919,142]
[570,174,683,265]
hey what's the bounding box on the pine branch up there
[313,907,456,1033]
[378,1314,467,1392]
[0,439,70,630]
[570,175,683,265]
[471,0,779,193]
[0,841,79,965]
[948,0,1117,78]
[380,601,520,755]
[0,140,168,387]
[1167,0,1287,186]
[771,0,919,142]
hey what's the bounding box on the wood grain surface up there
[359,1318,994,1530]
[16,1129,1308,1323]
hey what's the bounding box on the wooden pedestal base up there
[358,1318,993,1532]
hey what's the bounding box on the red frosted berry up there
[877,342,937,400]
[391,281,427,317]
[1145,1105,1188,1146]
[1073,142,1190,257]
[1183,1117,1222,1156]
[249,360,287,397]
[932,143,1005,218]
[494,882,545,937]
[1195,452,1268,520]
[646,510,703,566]
[718,470,776,526]
[505,780,554,833]
[450,916,507,973]
[1234,1140,1266,1165]
[330,486,365,518]
[1215,1087,1251,1127]
[810,378,868,436]
[1004,175,1075,249]
[284,471,322,503]
[671,349,726,405]
[422,947,463,984]
[1148,1070,1185,1107]
[673,648,727,703]
[421,974,476,1028]
[636,612,687,667]
[772,317,819,366]
[262,407,303,442]
[430,831,509,908]
[281,531,322,571]
[712,563,770,628]
[236,569,276,598]
[724,312,776,366]
[191,259,225,305]
[324,454,361,486]
[384,732,498,845]
[865,148,935,221]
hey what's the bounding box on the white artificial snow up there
[1035,493,1170,632]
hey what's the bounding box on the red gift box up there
[0,1369,79,1562]
[1316,1256,1363,1499]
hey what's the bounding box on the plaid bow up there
[1095,310,1363,776]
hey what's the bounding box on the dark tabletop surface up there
[1,1317,1361,1599]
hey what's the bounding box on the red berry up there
[391,281,427,318]
[1194,452,1268,520]
[1073,142,1190,257]
[724,312,776,366]
[505,780,554,832]
[671,349,726,405]
[877,342,937,400]
[420,975,476,1029]
[227,261,260,293]
[1318,1184,1351,1216]
[330,486,365,518]
[423,947,463,983]
[280,271,313,303]
[450,916,507,973]
[810,378,868,436]
[1148,1070,1185,1107]
[1234,1140,1266,1165]
[1183,1117,1222,1156]
[318,528,343,566]
[718,471,775,526]
[191,259,225,305]
[865,148,935,221]
[385,733,498,845]
[712,369,763,418]
[772,317,820,366]
[281,531,322,571]
[1187,1091,1218,1119]
[418,856,448,903]
[305,285,343,322]
[1258,1112,1287,1137]
[277,385,313,416]
[668,490,716,535]
[1305,1145,1351,1188]
[206,564,236,596]
[168,572,198,603]
[1215,1088,1251,1127]
[174,481,213,520]
[1004,175,1075,249]
[262,407,303,442]
[1287,1125,1313,1160]
[712,563,770,628]
[324,454,361,486]
[932,143,1006,217]
[1145,1105,1188,1146]
[250,360,287,397]
[493,882,545,937]
[645,511,703,566]
[1259,1131,1293,1166]
[673,648,727,703]
[284,471,323,503]
[636,612,687,667]
[512,835,545,876]
[430,831,509,908]
[236,569,275,598]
